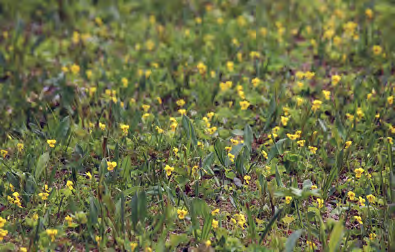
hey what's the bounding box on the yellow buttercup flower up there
[176,99,186,107]
[281,116,289,126]
[388,96,394,105]
[17,143,24,152]
[345,141,352,149]
[226,61,234,72]
[365,8,373,19]
[331,75,341,86]
[239,100,250,110]
[354,216,363,224]
[107,161,117,171]
[322,90,331,100]
[65,215,73,227]
[142,104,150,112]
[244,175,251,184]
[317,198,324,208]
[99,122,106,131]
[297,140,305,147]
[308,146,317,154]
[46,229,58,242]
[66,180,74,190]
[354,168,364,179]
[164,165,174,177]
[252,77,261,87]
[311,185,317,190]
[366,194,376,203]
[205,240,211,247]
[0,229,8,241]
[207,127,217,135]
[228,153,235,163]
[177,208,188,220]
[120,124,129,135]
[47,139,56,148]
[1,149,8,158]
[311,100,322,112]
[369,233,376,240]
[121,77,128,87]
[372,45,382,55]
[130,242,138,251]
[38,193,49,200]
[348,191,355,201]
[261,150,268,159]
[212,219,219,229]
[0,217,6,228]
[285,196,292,204]
[178,109,187,116]
[359,196,366,206]
[70,64,80,75]
[211,209,220,216]
[197,62,207,75]
[388,137,394,144]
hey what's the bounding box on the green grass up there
[0,0,395,251]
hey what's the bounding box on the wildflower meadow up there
[0,0,395,251]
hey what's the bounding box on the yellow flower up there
[38,193,49,200]
[20,247,27,252]
[156,97,162,104]
[86,70,92,79]
[239,100,250,110]
[155,126,164,134]
[323,90,331,100]
[207,127,217,135]
[86,172,92,179]
[365,8,373,19]
[197,141,204,149]
[211,209,220,216]
[252,77,261,87]
[306,241,316,250]
[226,61,234,72]
[197,62,207,75]
[287,134,298,140]
[66,180,74,190]
[177,209,188,220]
[164,165,174,177]
[220,81,232,91]
[70,64,80,75]
[331,75,341,86]
[212,219,219,229]
[121,77,128,87]
[296,97,304,106]
[95,236,102,243]
[107,161,117,171]
[283,107,290,116]
[317,198,324,208]
[225,146,232,152]
[178,109,187,115]
[369,233,376,240]
[0,229,8,241]
[261,150,268,159]
[46,229,58,242]
[366,194,376,203]
[205,240,211,247]
[176,99,186,107]
[354,216,363,224]
[348,191,356,201]
[99,123,106,131]
[295,71,305,79]
[1,149,8,158]
[304,71,315,79]
[359,196,366,206]
[285,196,292,204]
[228,153,235,163]
[120,124,130,135]
[142,104,150,112]
[308,146,317,154]
[47,139,56,148]
[130,242,138,251]
[173,147,178,155]
[0,217,6,228]
[145,40,155,51]
[311,100,322,112]
[311,185,317,190]
[65,216,73,227]
[345,141,352,149]
[17,143,24,152]
[372,45,382,55]
[297,140,305,147]
[244,175,251,184]
[388,96,394,105]
[354,168,364,179]
[142,113,151,120]
[388,137,394,144]
[281,116,289,126]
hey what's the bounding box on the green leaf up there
[259,209,283,244]
[56,116,70,141]
[35,152,50,180]
[202,152,215,175]
[285,229,303,252]
[328,221,344,252]
[182,115,197,146]
[244,124,253,151]
[214,139,226,167]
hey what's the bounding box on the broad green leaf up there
[285,229,303,252]
[35,152,50,180]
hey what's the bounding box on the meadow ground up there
[0,0,395,251]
